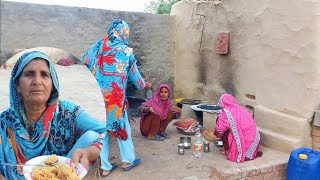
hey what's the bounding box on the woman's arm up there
[215,112,229,134]
[76,110,107,134]
[140,106,150,113]
[71,106,106,170]
[128,54,146,91]
[140,105,157,115]
[170,106,182,119]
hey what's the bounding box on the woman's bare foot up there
[219,147,227,155]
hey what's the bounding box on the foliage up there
[145,0,182,14]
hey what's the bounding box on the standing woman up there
[140,84,182,141]
[214,94,262,163]
[81,19,152,176]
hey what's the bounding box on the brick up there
[218,169,242,180]
[259,164,273,175]
[279,170,287,178]
[241,166,261,177]
[263,171,280,179]
[216,32,230,54]
[313,136,320,143]
[245,175,264,180]
[312,126,320,136]
[313,110,320,127]
[273,162,287,171]
[275,178,287,180]
[313,142,320,150]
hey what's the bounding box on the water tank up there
[287,148,320,180]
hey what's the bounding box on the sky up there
[4,0,153,12]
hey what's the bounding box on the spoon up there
[0,162,56,167]
[1,156,59,167]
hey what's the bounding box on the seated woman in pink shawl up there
[214,94,262,163]
[140,84,182,141]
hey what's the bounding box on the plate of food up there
[23,155,87,180]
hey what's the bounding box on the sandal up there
[122,158,141,171]
[161,132,170,139]
[100,163,118,177]
[147,134,164,141]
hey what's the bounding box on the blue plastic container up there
[287,148,320,180]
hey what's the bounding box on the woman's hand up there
[70,145,100,170]
[149,107,157,114]
[70,148,90,170]
[170,106,181,114]
[145,82,152,90]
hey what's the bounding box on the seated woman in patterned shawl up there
[0,51,106,180]
[140,84,182,141]
[214,93,262,163]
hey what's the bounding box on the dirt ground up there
[0,67,289,180]
[84,117,289,180]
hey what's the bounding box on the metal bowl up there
[180,137,192,149]
[215,140,223,147]
[176,128,197,135]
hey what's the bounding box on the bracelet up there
[90,142,102,151]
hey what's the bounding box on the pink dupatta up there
[215,94,260,163]
[142,84,173,120]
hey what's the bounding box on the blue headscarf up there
[107,19,131,46]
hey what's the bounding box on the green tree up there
[145,0,181,14]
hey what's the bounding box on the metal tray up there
[176,128,196,135]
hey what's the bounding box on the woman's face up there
[159,87,169,101]
[16,59,53,106]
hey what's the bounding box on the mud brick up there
[216,32,230,54]
[275,178,287,180]
[313,136,320,143]
[241,166,261,177]
[313,110,320,127]
[279,170,287,178]
[273,162,287,171]
[263,171,280,179]
[259,164,273,175]
[245,175,264,180]
[312,126,320,136]
[313,142,320,150]
[217,169,242,180]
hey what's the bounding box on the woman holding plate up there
[0,51,106,180]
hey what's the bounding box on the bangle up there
[90,142,102,151]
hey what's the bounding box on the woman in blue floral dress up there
[81,19,152,176]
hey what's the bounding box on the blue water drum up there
[287,148,320,180]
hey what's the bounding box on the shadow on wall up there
[1,47,80,69]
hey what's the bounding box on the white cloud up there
[4,0,153,12]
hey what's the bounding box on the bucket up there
[145,89,153,99]
[287,148,320,180]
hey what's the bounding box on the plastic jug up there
[287,148,320,180]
